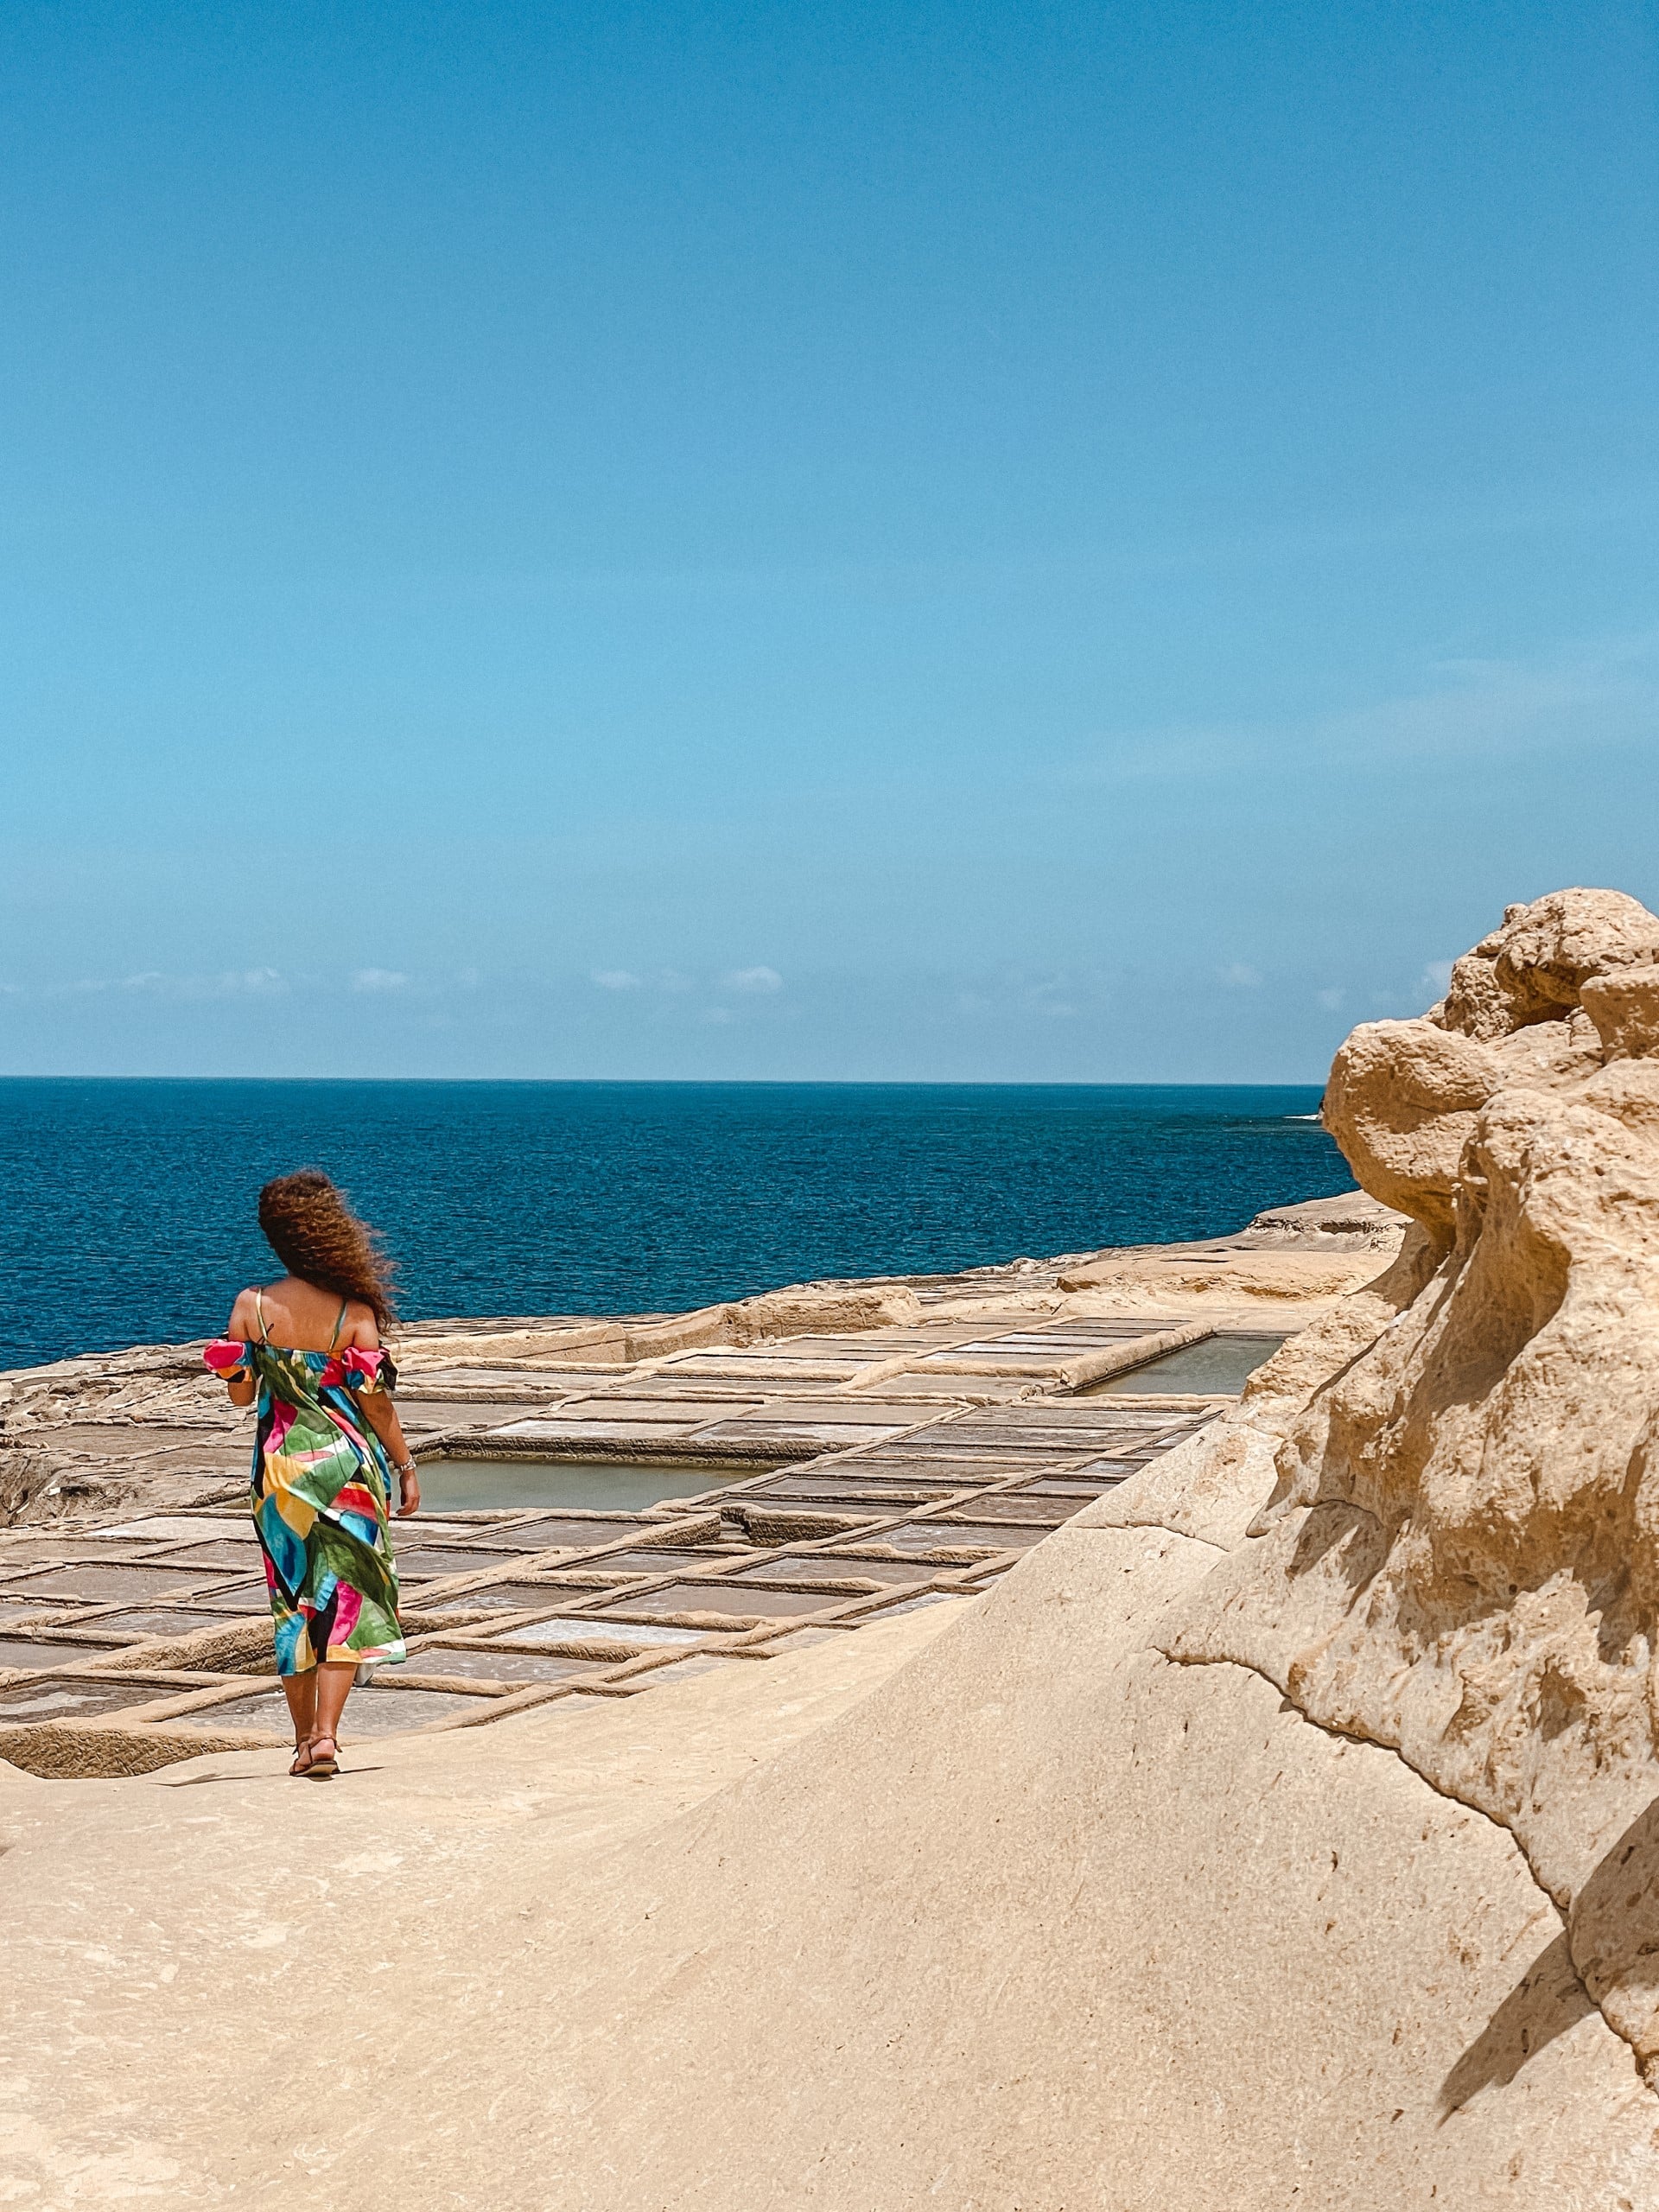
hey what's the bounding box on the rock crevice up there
[1154,1638,1645,2097]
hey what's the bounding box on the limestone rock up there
[1320,1017,1502,1230]
[1236,1190,1408,1248]
[1174,886,1659,2084]
[1583,964,1659,1061]
[728,1280,923,1340]
[1433,887,1659,1039]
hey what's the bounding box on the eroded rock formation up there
[1173,886,1659,2079]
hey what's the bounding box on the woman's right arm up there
[217,1291,258,1408]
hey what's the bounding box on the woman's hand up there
[395,1464,422,1517]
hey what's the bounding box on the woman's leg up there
[309,1660,357,1759]
[280,1667,318,1744]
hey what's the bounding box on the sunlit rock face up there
[1174,888,1659,2075]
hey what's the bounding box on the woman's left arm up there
[359,1389,421,1517]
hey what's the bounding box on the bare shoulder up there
[342,1299,382,1350]
[225,1287,261,1341]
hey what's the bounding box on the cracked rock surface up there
[1169,887,1659,2102]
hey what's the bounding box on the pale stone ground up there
[0,1600,968,2207]
[4,1473,1653,2210]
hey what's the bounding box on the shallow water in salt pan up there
[416,1456,745,1513]
[1090,1332,1287,1395]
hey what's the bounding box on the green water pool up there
[410,1456,744,1513]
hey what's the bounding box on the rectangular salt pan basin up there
[144,1541,260,1570]
[0,1677,169,1719]
[404,1648,609,1683]
[17,1563,235,1601]
[728,1556,930,1586]
[0,1602,75,1630]
[0,1638,115,1670]
[866,1522,1045,1554]
[174,1686,488,1737]
[493,1618,710,1650]
[99,1516,251,1543]
[613,1584,842,1619]
[421,1580,595,1611]
[79,1608,238,1639]
[495,1517,665,1549]
[392,1545,534,1577]
[416,1459,738,1514]
[1086,1334,1288,1394]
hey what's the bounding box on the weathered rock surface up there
[1437,888,1659,1040]
[1182,887,1659,2089]
[1231,1188,1408,1248]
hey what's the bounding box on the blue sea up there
[0,1080,1354,1372]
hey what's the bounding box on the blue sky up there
[3,0,1656,1080]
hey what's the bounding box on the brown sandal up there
[289,1738,315,1777]
[305,1732,339,1779]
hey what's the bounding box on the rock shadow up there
[1285,1498,1388,1590]
[1442,1793,1659,2114]
[1560,1794,1659,2063]
[1439,1931,1594,2114]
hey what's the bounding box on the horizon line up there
[0,1071,1330,1091]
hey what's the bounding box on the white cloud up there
[722,965,784,994]
[1071,629,1659,789]
[86,967,289,1000]
[1421,960,1456,992]
[352,968,409,993]
[1316,987,1344,1010]
[591,969,643,990]
[1221,963,1262,988]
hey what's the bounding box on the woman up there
[204,1170,421,1779]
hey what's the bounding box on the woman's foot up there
[289,1738,315,1777]
[306,1732,339,1779]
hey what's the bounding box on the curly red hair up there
[257,1170,396,1331]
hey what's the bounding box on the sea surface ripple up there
[0,1079,1355,1370]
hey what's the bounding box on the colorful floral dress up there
[202,1321,406,1677]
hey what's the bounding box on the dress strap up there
[327,1296,349,1351]
[254,1289,270,1344]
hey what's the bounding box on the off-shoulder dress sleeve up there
[335,1344,397,1396]
[204,1338,255,1383]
